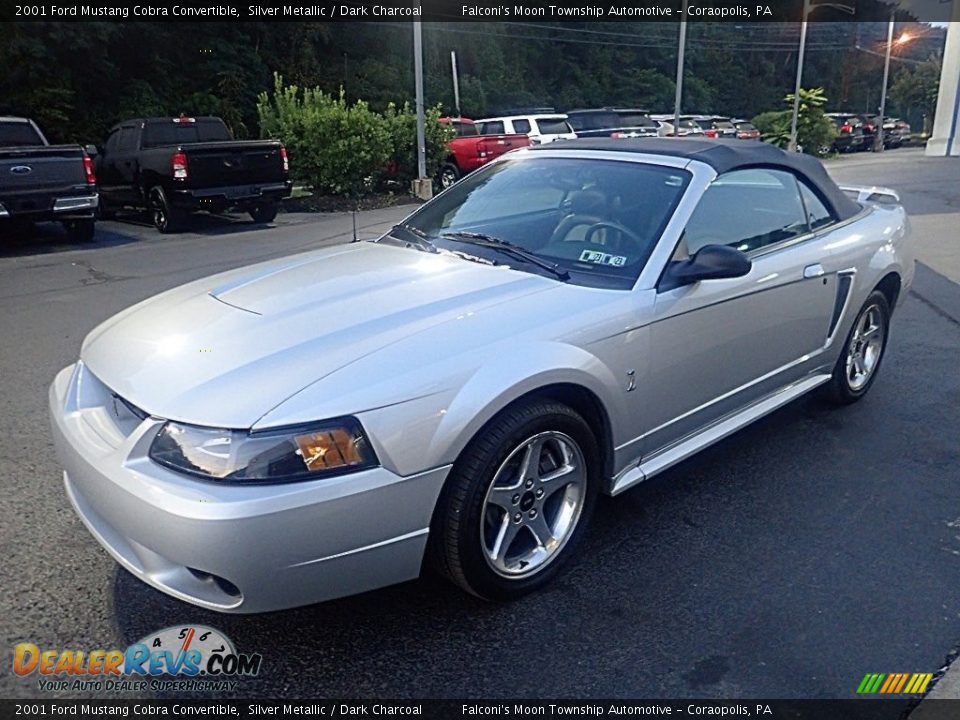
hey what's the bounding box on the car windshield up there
[569,113,615,130]
[392,157,691,289]
[453,122,478,137]
[0,122,45,147]
[619,113,657,128]
[535,118,573,135]
[141,119,232,148]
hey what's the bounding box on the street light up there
[789,0,854,152]
[875,20,914,152]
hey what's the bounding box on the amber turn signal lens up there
[295,429,364,471]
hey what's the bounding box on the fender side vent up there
[828,274,854,339]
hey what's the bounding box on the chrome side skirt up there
[611,373,832,495]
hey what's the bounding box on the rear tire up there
[96,197,116,220]
[63,219,95,243]
[249,202,278,224]
[150,186,184,234]
[823,291,890,405]
[438,163,460,190]
[430,399,598,601]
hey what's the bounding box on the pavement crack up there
[71,260,133,286]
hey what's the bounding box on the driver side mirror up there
[661,244,752,291]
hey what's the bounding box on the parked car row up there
[436,109,766,190]
[0,114,292,241]
[824,112,911,154]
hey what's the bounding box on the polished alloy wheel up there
[481,431,585,578]
[846,303,886,391]
[440,167,458,189]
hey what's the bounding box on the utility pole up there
[412,17,431,199]
[788,0,810,152]
[789,0,854,152]
[672,0,687,137]
[451,51,461,118]
[875,13,895,152]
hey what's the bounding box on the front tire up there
[430,399,598,600]
[823,291,890,404]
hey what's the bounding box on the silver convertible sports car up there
[50,139,913,613]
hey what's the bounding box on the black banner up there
[2,0,958,23]
[4,699,960,719]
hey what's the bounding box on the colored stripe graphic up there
[857,673,883,694]
[857,672,934,694]
[880,674,897,693]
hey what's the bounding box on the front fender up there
[357,341,624,479]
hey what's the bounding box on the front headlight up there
[148,417,377,483]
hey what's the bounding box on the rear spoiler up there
[838,184,901,205]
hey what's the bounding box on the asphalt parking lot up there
[2,148,959,701]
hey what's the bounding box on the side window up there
[481,121,505,135]
[512,119,531,134]
[103,129,121,154]
[116,127,138,153]
[678,168,809,257]
[798,179,835,230]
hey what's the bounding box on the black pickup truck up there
[94,116,291,233]
[0,117,98,242]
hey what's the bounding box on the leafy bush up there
[257,74,392,196]
[257,74,453,197]
[752,110,791,139]
[752,87,836,156]
[383,102,453,182]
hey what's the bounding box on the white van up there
[475,114,577,144]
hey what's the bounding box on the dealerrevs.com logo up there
[13,626,262,693]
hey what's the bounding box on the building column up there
[926,10,960,156]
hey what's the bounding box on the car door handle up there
[803,264,825,279]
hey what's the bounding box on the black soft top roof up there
[529,137,862,221]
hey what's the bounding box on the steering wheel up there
[583,220,647,254]
[549,215,646,254]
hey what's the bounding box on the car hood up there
[80,242,556,428]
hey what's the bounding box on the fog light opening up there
[186,567,242,599]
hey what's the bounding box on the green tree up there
[755,87,836,156]
[890,54,941,135]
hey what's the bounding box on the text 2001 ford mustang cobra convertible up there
[50,139,913,612]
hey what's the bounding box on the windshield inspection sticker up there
[579,249,628,267]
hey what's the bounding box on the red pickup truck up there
[438,117,530,190]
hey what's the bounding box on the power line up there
[368,22,857,52]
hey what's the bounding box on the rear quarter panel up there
[825,203,913,355]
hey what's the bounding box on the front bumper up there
[49,363,449,613]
